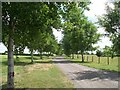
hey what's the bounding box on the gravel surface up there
[53,57,119,88]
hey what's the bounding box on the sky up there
[0,1,113,53]
[84,0,113,49]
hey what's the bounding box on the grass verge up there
[1,55,74,88]
[66,55,119,72]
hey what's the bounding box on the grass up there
[0,55,74,88]
[66,55,119,72]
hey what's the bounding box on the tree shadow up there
[14,61,33,66]
[35,60,52,64]
[55,57,66,59]
[33,59,91,64]
[51,59,91,64]
[2,56,90,66]
[2,60,33,66]
[24,57,40,60]
[73,70,119,81]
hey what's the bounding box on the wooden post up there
[87,56,88,62]
[31,49,33,63]
[92,56,93,62]
[81,54,84,62]
[107,57,109,65]
[118,57,119,61]
[77,54,79,58]
[72,54,74,59]
[98,57,100,64]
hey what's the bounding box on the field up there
[0,55,74,88]
[66,55,119,72]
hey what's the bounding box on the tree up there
[2,3,23,88]
[103,46,114,57]
[98,2,120,55]
[78,20,100,62]
[96,50,102,64]
[62,2,100,62]
[103,46,115,65]
[2,2,62,88]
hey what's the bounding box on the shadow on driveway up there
[73,70,119,81]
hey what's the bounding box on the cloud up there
[93,37,112,49]
[90,0,107,15]
[52,28,63,43]
[84,0,108,22]
[84,0,113,49]
[0,42,7,53]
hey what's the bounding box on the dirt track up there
[53,57,119,88]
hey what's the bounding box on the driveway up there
[53,57,119,88]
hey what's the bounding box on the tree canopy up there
[61,2,100,62]
[98,2,120,55]
[2,2,62,88]
[2,2,102,88]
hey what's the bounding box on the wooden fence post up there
[87,56,88,62]
[98,57,100,64]
[92,56,93,62]
[107,57,109,65]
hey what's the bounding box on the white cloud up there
[93,36,112,49]
[84,0,113,49]
[90,0,107,15]
[84,0,107,22]
[97,27,107,34]
[24,47,30,54]
[0,42,7,53]
[24,47,39,54]
[52,28,63,43]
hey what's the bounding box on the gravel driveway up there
[53,57,119,88]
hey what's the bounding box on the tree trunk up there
[118,57,119,63]
[92,56,93,62]
[40,49,42,59]
[107,57,109,65]
[47,52,49,58]
[31,49,33,63]
[40,53,42,59]
[69,54,71,59]
[72,54,74,59]
[98,57,100,64]
[77,53,79,58]
[81,53,84,62]
[15,53,19,59]
[7,29,14,88]
[15,54,17,59]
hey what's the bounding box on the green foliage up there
[98,2,120,55]
[62,2,100,61]
[103,46,114,57]
[2,2,63,61]
[2,3,63,87]
[96,50,102,57]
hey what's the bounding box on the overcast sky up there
[84,0,113,49]
[0,1,113,53]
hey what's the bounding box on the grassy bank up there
[1,55,74,88]
[66,55,119,72]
